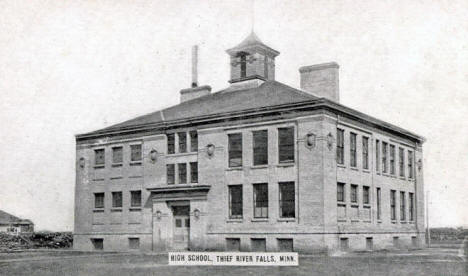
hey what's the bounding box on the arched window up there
[237,52,248,78]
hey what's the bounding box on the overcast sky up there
[1,0,467,231]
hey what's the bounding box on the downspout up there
[296,121,300,224]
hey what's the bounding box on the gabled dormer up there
[226,32,280,84]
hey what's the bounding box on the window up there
[190,162,198,183]
[408,150,414,178]
[393,237,399,248]
[362,137,369,169]
[167,134,175,154]
[400,192,406,221]
[112,192,122,208]
[251,238,266,252]
[92,238,104,250]
[277,239,293,252]
[226,238,241,251]
[337,129,344,165]
[190,131,198,152]
[112,147,123,164]
[390,145,395,175]
[279,182,295,218]
[166,164,175,184]
[412,236,418,247]
[350,185,358,203]
[363,186,370,204]
[375,140,380,172]
[130,191,141,207]
[94,149,105,166]
[278,127,294,163]
[390,190,396,221]
[366,237,373,250]
[409,192,414,221]
[350,133,357,167]
[94,193,104,209]
[382,142,388,173]
[178,132,187,153]
[337,183,345,202]
[376,188,381,220]
[253,183,268,218]
[239,53,247,78]
[228,133,242,167]
[399,148,405,177]
[340,238,349,251]
[128,238,140,250]
[178,163,187,184]
[130,144,142,162]
[253,130,268,166]
[228,185,243,219]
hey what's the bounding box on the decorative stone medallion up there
[327,132,334,151]
[305,132,316,149]
[150,149,158,163]
[206,143,215,158]
[79,157,85,169]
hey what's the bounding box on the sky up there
[0,0,467,231]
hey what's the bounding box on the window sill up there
[376,172,381,175]
[251,218,269,222]
[111,208,122,212]
[350,203,359,207]
[111,163,123,167]
[350,167,359,171]
[128,222,141,225]
[337,219,347,222]
[129,175,143,178]
[337,202,346,206]
[363,204,371,208]
[226,167,243,171]
[110,223,122,225]
[277,218,295,222]
[399,176,406,180]
[93,209,104,213]
[110,176,123,180]
[94,165,105,169]
[391,220,397,224]
[409,221,415,224]
[350,219,360,222]
[250,165,269,169]
[277,162,294,168]
[401,221,407,224]
[337,164,346,169]
[226,218,243,223]
[377,220,382,223]
[92,178,105,182]
[129,207,142,211]
[363,220,372,223]
[362,169,370,174]
[130,161,142,166]
[92,223,105,225]
[166,152,197,157]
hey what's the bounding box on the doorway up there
[172,205,190,250]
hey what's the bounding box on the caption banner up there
[168,252,298,266]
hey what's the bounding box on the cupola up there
[226,32,280,84]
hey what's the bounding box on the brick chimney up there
[299,62,339,102]
[180,45,211,103]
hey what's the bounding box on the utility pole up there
[426,191,431,246]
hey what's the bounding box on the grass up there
[0,248,465,276]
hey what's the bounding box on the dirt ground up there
[0,247,465,276]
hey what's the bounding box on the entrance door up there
[172,206,190,250]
